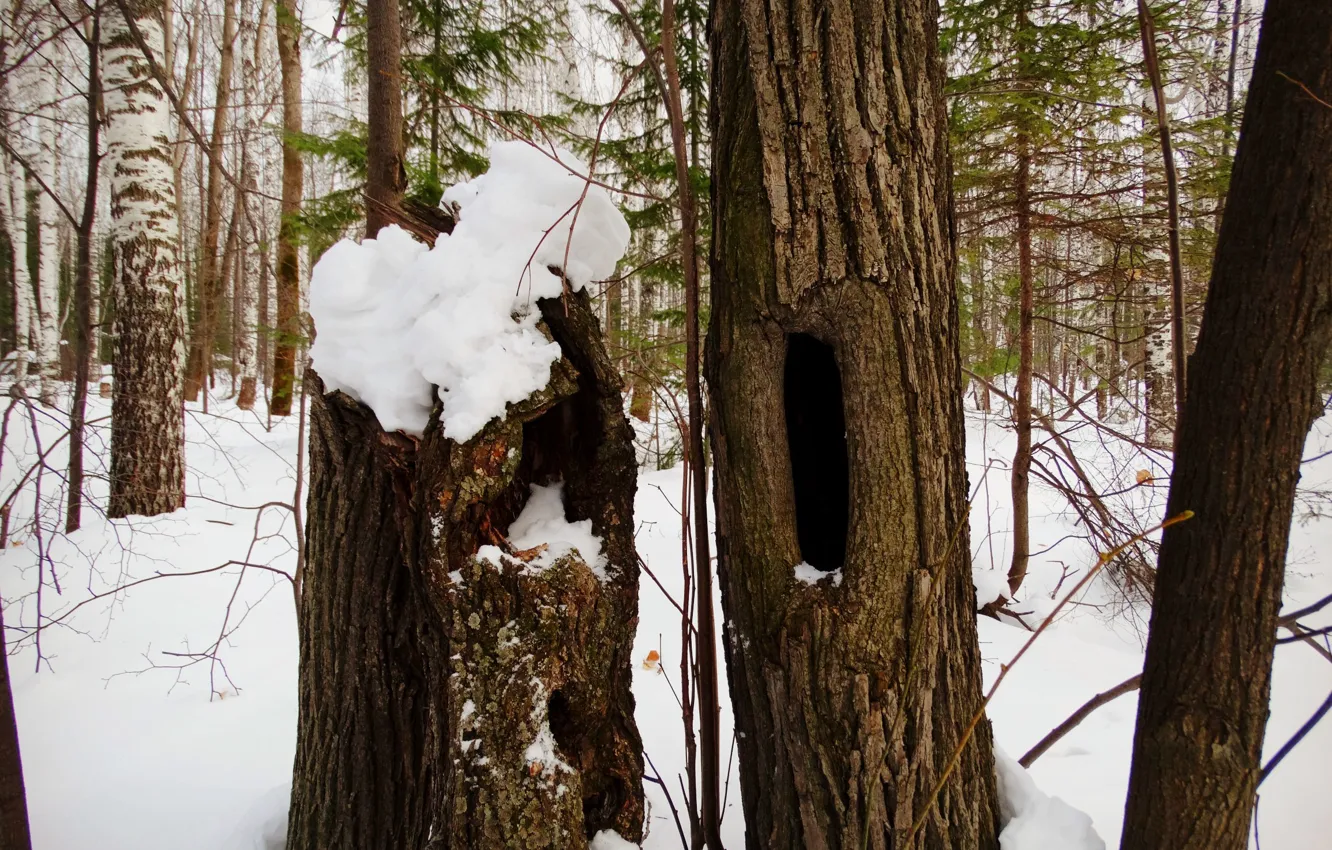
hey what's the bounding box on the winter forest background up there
[0,0,1329,847]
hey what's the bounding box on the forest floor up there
[2,389,1329,849]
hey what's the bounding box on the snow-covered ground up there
[4,390,1330,848]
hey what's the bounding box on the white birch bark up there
[103,0,187,517]
[1140,97,1175,448]
[234,0,261,408]
[31,26,61,403]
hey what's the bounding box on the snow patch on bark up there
[995,747,1105,850]
[794,561,843,586]
[308,140,631,437]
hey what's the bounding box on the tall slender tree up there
[184,0,237,403]
[104,0,187,518]
[270,0,301,416]
[364,0,404,237]
[707,0,999,846]
[1119,1,1332,848]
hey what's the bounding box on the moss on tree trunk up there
[706,0,1000,845]
[288,289,644,849]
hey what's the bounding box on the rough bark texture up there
[707,0,999,846]
[1119,3,1332,849]
[364,0,405,239]
[104,0,187,519]
[0,604,31,850]
[270,0,302,417]
[288,289,644,849]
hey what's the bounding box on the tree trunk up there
[185,0,237,403]
[1009,26,1034,597]
[32,37,59,406]
[0,2,31,389]
[0,602,31,850]
[364,0,405,238]
[706,0,1000,845]
[67,14,101,533]
[234,0,262,411]
[104,0,187,519]
[270,0,302,416]
[288,289,645,849]
[1119,3,1332,849]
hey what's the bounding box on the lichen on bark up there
[289,288,643,850]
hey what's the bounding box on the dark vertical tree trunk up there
[270,0,302,417]
[184,0,236,402]
[0,603,31,850]
[1119,3,1332,849]
[67,16,100,533]
[706,0,1000,845]
[365,0,405,239]
[288,290,645,849]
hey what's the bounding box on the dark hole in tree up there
[785,333,850,572]
[487,301,603,538]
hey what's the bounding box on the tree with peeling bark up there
[103,0,187,518]
[1119,2,1332,848]
[706,0,999,845]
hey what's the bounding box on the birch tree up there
[0,0,32,383]
[103,0,187,518]
[31,24,60,403]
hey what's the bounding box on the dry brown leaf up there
[1135,469,1152,485]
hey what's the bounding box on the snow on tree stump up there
[288,143,644,850]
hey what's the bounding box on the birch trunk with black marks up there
[0,0,32,385]
[707,0,999,845]
[32,31,60,405]
[234,0,263,411]
[287,289,644,849]
[1119,2,1332,848]
[103,0,187,518]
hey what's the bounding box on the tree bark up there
[0,602,31,850]
[706,0,999,845]
[0,0,32,388]
[364,0,405,239]
[288,289,645,849]
[104,0,187,519]
[1119,3,1332,849]
[1009,3,1034,597]
[31,34,59,406]
[270,0,301,416]
[67,13,101,533]
[234,0,263,411]
[184,0,237,403]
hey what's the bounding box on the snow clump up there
[476,482,607,579]
[308,141,631,438]
[995,747,1106,850]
